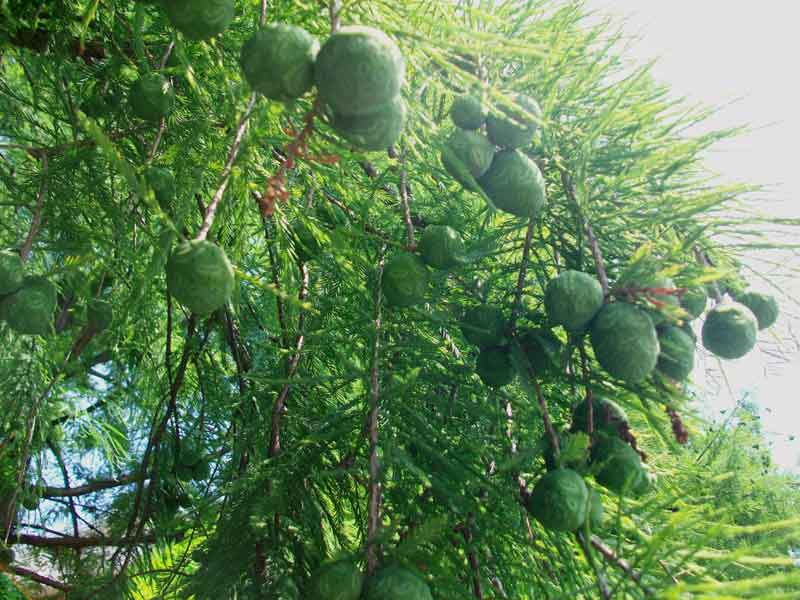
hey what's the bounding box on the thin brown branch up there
[19,153,48,262]
[43,473,140,498]
[268,262,310,457]
[560,169,609,296]
[694,246,722,302]
[13,531,184,549]
[197,93,258,240]
[367,248,386,575]
[510,218,537,330]
[9,565,70,591]
[458,522,484,599]
[590,535,655,597]
[397,152,416,250]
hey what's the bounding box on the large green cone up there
[478,150,546,218]
[310,560,364,600]
[526,468,589,532]
[165,0,235,41]
[330,97,406,151]
[361,565,433,600]
[680,286,708,320]
[450,94,485,130]
[0,250,24,296]
[590,302,659,384]
[166,240,235,315]
[240,24,319,101]
[418,225,465,269]
[486,94,542,148]
[146,167,176,210]
[461,305,506,348]
[441,129,494,191]
[315,26,405,117]
[657,325,695,381]
[545,270,604,332]
[128,74,175,122]
[701,302,758,359]
[591,436,650,496]
[737,291,779,330]
[0,276,57,336]
[476,346,514,388]
[381,253,429,307]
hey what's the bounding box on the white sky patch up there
[583,0,800,471]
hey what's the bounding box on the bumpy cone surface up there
[315,26,405,116]
[0,276,57,336]
[146,167,176,210]
[527,468,589,532]
[590,302,659,384]
[310,560,364,600]
[450,94,485,130]
[591,436,648,496]
[418,225,465,269]
[476,346,514,388]
[701,302,758,359]
[330,97,406,151]
[486,94,542,148]
[129,74,175,122]
[441,129,495,190]
[165,0,235,40]
[461,305,506,348]
[0,250,24,296]
[361,565,433,600]
[737,291,779,330]
[240,24,319,101]
[381,253,429,307]
[478,150,546,218]
[166,240,235,315]
[680,286,708,320]
[544,270,604,331]
[657,325,695,380]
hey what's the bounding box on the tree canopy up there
[0,1,798,598]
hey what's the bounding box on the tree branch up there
[397,152,416,250]
[268,262,310,457]
[590,535,655,596]
[19,153,48,262]
[9,565,70,591]
[510,218,536,330]
[43,473,140,498]
[197,93,258,241]
[559,169,609,296]
[13,531,183,549]
[367,248,386,575]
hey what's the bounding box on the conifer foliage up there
[0,1,797,598]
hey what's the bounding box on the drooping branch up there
[19,153,48,263]
[197,94,258,240]
[457,521,485,599]
[367,248,386,575]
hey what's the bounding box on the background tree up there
[0,1,798,598]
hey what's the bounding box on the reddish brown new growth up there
[618,422,647,462]
[667,406,689,445]
[258,100,340,218]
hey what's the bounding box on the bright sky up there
[584,1,800,471]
